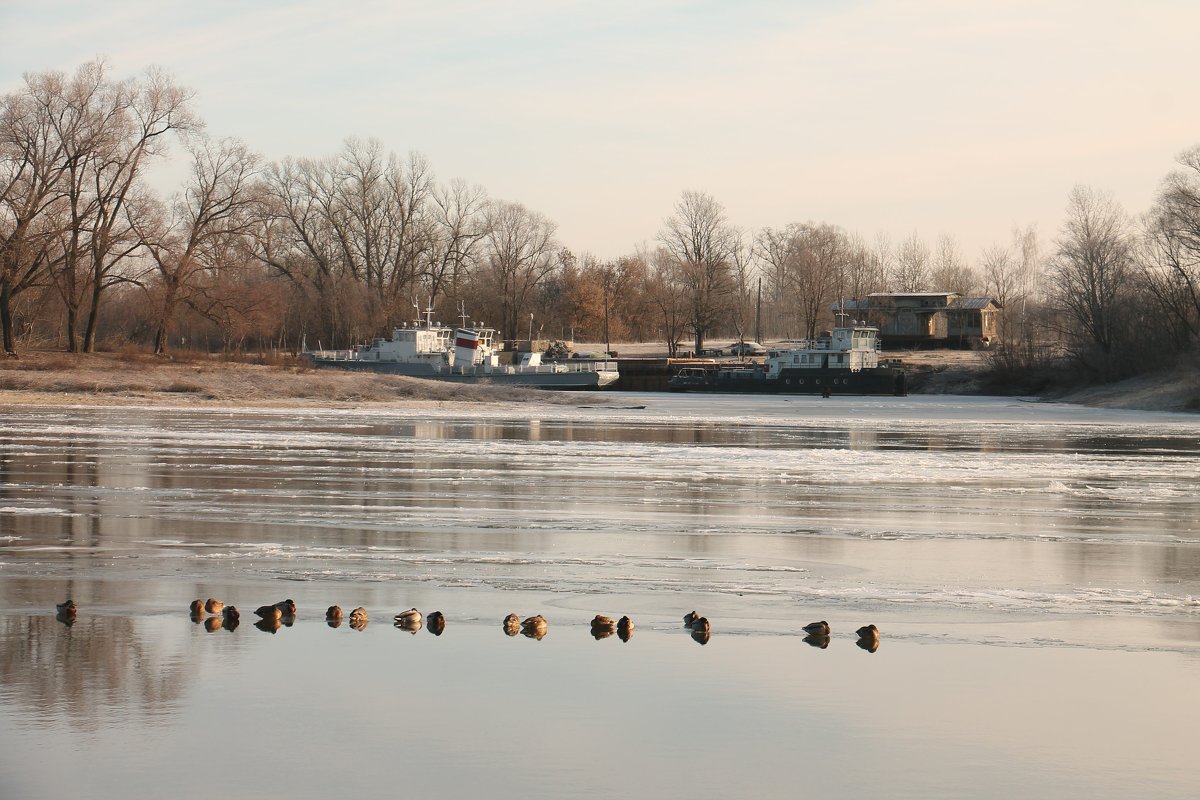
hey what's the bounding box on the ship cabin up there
[764,325,881,376]
[357,324,452,362]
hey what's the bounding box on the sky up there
[3,0,1198,263]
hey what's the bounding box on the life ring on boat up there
[784,378,792,385]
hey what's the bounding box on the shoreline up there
[2,348,1195,413]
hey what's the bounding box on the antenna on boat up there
[835,297,850,327]
[458,300,471,330]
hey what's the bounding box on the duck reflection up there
[691,628,710,646]
[204,616,224,632]
[254,617,282,634]
[856,637,880,653]
[803,634,830,649]
[591,614,616,639]
[348,607,368,631]
[521,615,548,640]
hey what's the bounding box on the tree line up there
[3,61,1198,385]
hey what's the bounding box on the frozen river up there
[1,394,1198,798]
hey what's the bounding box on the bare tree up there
[138,137,261,353]
[1,64,98,355]
[642,245,689,356]
[892,231,930,292]
[424,178,488,312]
[930,234,979,294]
[478,199,558,338]
[1142,145,1200,347]
[1049,186,1136,376]
[658,190,738,354]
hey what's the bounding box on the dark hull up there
[309,357,618,390]
[669,366,906,395]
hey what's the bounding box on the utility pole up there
[754,279,762,344]
[603,282,610,356]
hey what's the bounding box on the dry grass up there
[0,350,599,408]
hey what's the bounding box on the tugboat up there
[668,323,905,396]
[306,305,618,390]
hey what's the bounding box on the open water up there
[0,395,1198,799]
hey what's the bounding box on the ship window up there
[793,355,800,364]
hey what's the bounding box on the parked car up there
[724,341,766,356]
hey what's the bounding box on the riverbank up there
[1,347,1195,412]
[0,350,594,407]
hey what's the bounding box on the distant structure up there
[838,292,1001,349]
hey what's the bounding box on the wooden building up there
[838,292,1001,348]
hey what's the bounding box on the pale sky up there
[3,0,1198,262]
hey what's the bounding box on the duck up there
[394,608,422,626]
[503,613,521,636]
[617,616,634,641]
[189,599,205,616]
[683,611,700,626]
[255,604,283,620]
[690,616,710,634]
[802,620,830,637]
[222,606,240,622]
[204,598,224,615]
[856,624,880,641]
[521,614,548,639]
[591,614,617,631]
[275,599,297,617]
[326,605,343,621]
[349,607,368,626]
[426,611,446,635]
[56,600,77,619]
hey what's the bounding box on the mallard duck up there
[591,614,616,631]
[426,611,446,635]
[204,598,224,615]
[394,608,422,626]
[617,616,634,641]
[690,616,710,634]
[255,604,282,620]
[683,611,700,626]
[856,624,880,641]
[521,614,548,639]
[349,607,368,624]
[802,620,830,637]
[326,605,343,621]
[222,606,240,622]
[189,599,205,616]
[503,613,521,636]
[275,599,297,617]
[56,600,77,620]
